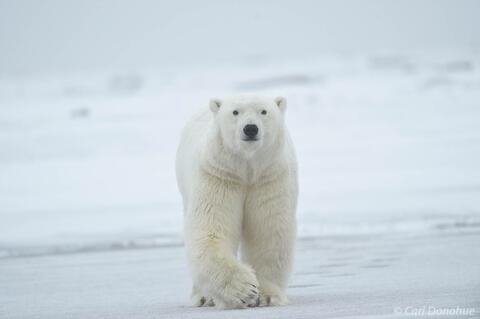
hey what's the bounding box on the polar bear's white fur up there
[176,95,298,309]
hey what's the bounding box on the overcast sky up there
[1,0,479,75]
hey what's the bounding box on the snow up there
[1,49,480,317]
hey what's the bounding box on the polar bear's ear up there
[274,96,287,112]
[209,98,222,113]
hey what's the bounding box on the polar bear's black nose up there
[243,124,259,138]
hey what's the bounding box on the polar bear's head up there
[209,96,287,157]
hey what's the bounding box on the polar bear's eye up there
[261,110,267,115]
[233,110,239,116]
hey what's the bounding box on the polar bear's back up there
[175,109,212,210]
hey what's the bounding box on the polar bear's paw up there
[191,294,215,307]
[190,287,214,307]
[215,265,259,309]
[258,290,288,307]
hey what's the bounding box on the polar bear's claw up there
[247,296,261,307]
[258,292,288,307]
[191,294,215,307]
[191,294,205,307]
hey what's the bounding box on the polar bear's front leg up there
[242,175,297,306]
[184,173,259,309]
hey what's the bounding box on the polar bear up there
[175,95,298,309]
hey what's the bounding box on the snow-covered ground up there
[1,50,480,317]
[1,227,479,318]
